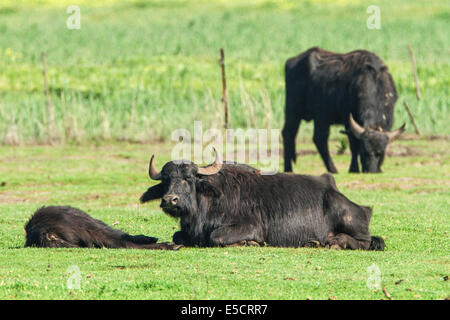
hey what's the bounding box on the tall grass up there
[0,0,448,144]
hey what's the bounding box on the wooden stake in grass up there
[41,52,56,142]
[403,100,421,135]
[407,44,421,101]
[220,48,229,129]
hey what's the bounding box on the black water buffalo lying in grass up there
[282,47,405,173]
[25,206,182,250]
[140,148,385,251]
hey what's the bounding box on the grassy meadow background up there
[0,0,449,300]
[0,0,449,143]
[0,139,449,299]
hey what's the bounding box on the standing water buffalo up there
[25,206,182,250]
[282,47,405,173]
[140,148,385,250]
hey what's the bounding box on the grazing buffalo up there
[282,47,405,173]
[140,148,385,250]
[24,206,182,250]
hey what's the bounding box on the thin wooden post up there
[41,52,56,142]
[403,100,420,135]
[220,48,229,129]
[407,44,421,101]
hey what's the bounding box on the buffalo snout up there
[162,194,179,207]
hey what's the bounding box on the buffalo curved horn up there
[349,114,365,139]
[386,123,406,143]
[148,155,162,180]
[197,147,223,176]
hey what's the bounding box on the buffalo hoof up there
[227,240,261,247]
[231,241,246,247]
[327,165,338,174]
[156,242,184,250]
[305,240,321,248]
[172,244,184,251]
[325,234,348,250]
[245,240,262,247]
[330,244,342,250]
[165,242,184,250]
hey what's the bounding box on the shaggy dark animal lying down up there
[24,206,182,250]
[141,148,385,251]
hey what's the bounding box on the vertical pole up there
[403,101,420,135]
[220,48,228,129]
[41,52,56,142]
[407,44,421,101]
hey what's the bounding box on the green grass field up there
[0,0,449,300]
[0,0,449,143]
[0,138,449,299]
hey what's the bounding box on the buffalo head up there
[140,148,223,217]
[348,115,405,173]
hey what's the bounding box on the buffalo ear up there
[140,183,164,203]
[364,62,377,73]
[196,180,222,198]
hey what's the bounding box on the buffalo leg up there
[123,234,182,250]
[136,242,184,250]
[210,224,264,247]
[347,129,360,173]
[125,241,183,250]
[324,190,373,250]
[172,230,194,246]
[313,121,338,173]
[226,240,262,247]
[282,82,302,173]
[122,234,158,244]
[325,233,370,250]
[304,240,322,248]
[282,116,302,172]
[40,232,78,248]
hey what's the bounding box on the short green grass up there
[0,138,448,299]
[0,0,449,143]
[0,0,449,300]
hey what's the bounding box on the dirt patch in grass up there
[397,134,450,141]
[341,177,450,191]
[0,191,50,204]
[294,144,438,158]
[386,145,422,157]
[0,194,28,204]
